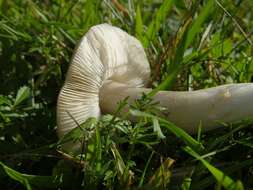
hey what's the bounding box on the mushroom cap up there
[57,24,150,137]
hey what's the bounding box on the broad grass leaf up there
[14,86,30,107]
[0,161,60,189]
[192,158,253,189]
[0,161,32,190]
[152,118,165,139]
[0,95,12,106]
[184,146,244,190]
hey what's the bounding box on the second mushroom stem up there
[99,81,253,133]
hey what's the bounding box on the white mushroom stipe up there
[57,23,253,141]
[100,81,253,134]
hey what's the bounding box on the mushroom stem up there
[100,81,253,133]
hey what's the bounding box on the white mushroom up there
[57,23,253,140]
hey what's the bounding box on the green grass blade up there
[13,86,31,107]
[111,143,126,176]
[135,5,144,43]
[0,22,31,40]
[28,0,48,22]
[192,158,253,189]
[185,0,216,48]
[23,174,60,189]
[144,0,174,48]
[0,161,32,190]
[95,126,102,172]
[130,109,204,152]
[234,137,253,149]
[147,158,174,189]
[153,118,166,139]
[149,0,216,92]
[138,151,154,187]
[148,18,191,93]
[184,146,244,190]
[181,177,192,190]
[0,161,60,189]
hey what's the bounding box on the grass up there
[0,0,253,189]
